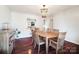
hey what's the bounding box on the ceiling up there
[7,5,78,16]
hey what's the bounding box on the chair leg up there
[34,42,36,48]
[32,39,34,44]
[56,49,58,54]
[56,48,63,54]
[56,47,59,54]
[38,45,40,54]
[61,47,63,53]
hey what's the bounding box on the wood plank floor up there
[12,37,79,54]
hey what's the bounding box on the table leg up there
[46,37,48,54]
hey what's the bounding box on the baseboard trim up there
[65,40,79,45]
[15,37,32,40]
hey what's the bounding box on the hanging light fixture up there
[40,5,48,18]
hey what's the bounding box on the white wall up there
[11,12,43,38]
[0,6,53,39]
[53,7,79,45]
[0,6,11,29]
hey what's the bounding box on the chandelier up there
[40,5,48,18]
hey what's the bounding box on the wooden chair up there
[47,28,51,32]
[52,29,59,32]
[49,32,66,53]
[47,28,59,33]
[31,30,35,45]
[33,32,45,53]
[31,28,39,45]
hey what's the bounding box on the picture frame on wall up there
[27,17,36,28]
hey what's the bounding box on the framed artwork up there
[27,18,36,28]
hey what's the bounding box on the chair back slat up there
[52,29,59,32]
[57,32,66,49]
[34,33,40,44]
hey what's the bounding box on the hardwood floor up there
[12,37,79,54]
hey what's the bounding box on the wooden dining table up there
[36,30,59,54]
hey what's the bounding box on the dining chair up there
[33,31,45,53]
[32,31,45,53]
[47,28,51,32]
[31,28,40,44]
[31,30,35,44]
[49,32,66,54]
[52,29,59,32]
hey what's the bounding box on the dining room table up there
[36,30,59,54]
